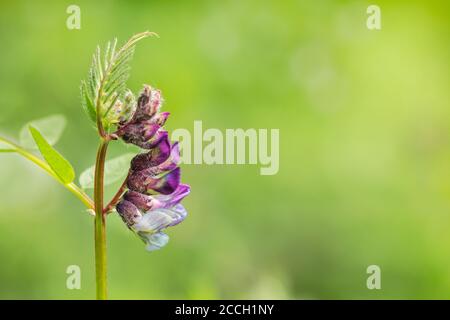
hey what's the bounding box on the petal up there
[124,184,190,211]
[130,135,171,171]
[128,167,180,195]
[153,184,190,208]
[166,204,188,227]
[143,232,169,252]
[124,190,159,211]
[116,200,142,228]
[127,169,148,193]
[157,142,180,172]
[130,142,180,178]
[138,130,168,150]
[133,210,172,232]
[144,167,181,195]
[129,153,151,172]
[132,204,187,232]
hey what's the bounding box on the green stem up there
[0,136,94,209]
[94,138,109,300]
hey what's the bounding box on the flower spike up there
[115,85,189,251]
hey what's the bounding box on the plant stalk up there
[94,138,109,299]
[104,172,129,214]
[0,136,94,209]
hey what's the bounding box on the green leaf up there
[29,126,75,184]
[81,31,157,130]
[79,153,135,189]
[20,114,67,149]
[80,81,97,123]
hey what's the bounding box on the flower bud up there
[120,90,136,122]
[132,85,163,121]
[119,121,160,146]
[116,200,142,228]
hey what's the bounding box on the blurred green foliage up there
[0,0,449,299]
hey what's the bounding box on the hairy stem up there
[94,138,109,299]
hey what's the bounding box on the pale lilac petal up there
[132,203,187,232]
[143,232,169,251]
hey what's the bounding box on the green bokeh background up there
[0,0,449,299]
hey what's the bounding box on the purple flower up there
[116,85,190,252]
[124,184,190,211]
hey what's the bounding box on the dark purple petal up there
[138,130,168,150]
[127,170,148,193]
[146,167,181,195]
[127,167,181,195]
[128,167,180,195]
[129,153,151,173]
[132,142,180,176]
[116,200,142,228]
[155,142,180,172]
[150,136,172,164]
[124,190,155,211]
[130,136,171,171]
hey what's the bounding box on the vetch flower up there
[116,85,190,251]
